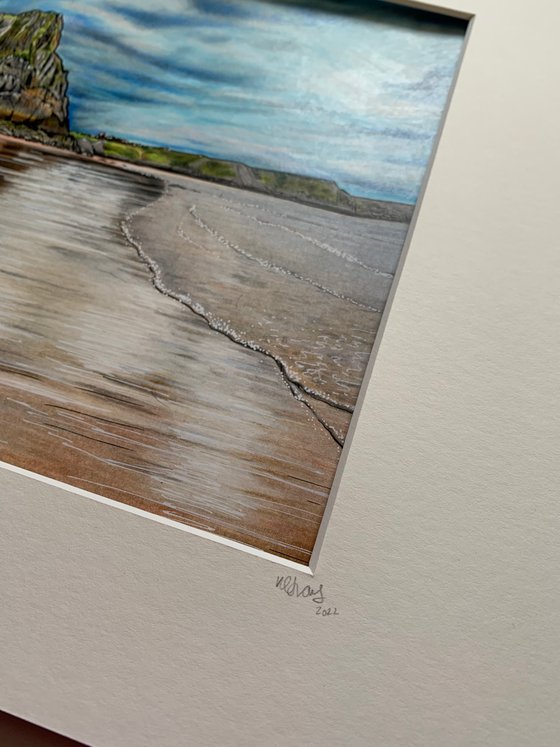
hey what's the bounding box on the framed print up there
[2,1,560,746]
[0,0,466,569]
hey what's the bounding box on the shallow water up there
[0,142,406,562]
[129,176,409,424]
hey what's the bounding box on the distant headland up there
[0,9,413,222]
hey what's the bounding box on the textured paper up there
[2,1,560,745]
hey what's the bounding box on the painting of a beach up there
[0,1,466,564]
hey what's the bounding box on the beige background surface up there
[2,1,560,745]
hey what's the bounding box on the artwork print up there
[0,1,466,564]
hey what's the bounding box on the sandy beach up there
[0,140,409,563]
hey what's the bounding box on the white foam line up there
[219,201,394,278]
[186,205,381,312]
[122,199,352,420]
[0,460,314,574]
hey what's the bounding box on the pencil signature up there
[275,575,340,616]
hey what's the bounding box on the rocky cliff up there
[0,10,69,133]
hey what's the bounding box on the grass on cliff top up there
[100,138,337,199]
[255,169,338,202]
[100,139,237,181]
[74,134,352,208]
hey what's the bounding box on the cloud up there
[104,4,190,28]
[0,0,465,201]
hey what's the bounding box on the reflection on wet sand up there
[0,142,407,563]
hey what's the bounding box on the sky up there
[0,0,466,202]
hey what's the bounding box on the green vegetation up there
[0,11,63,63]
[0,118,74,148]
[98,137,359,209]
[102,139,236,181]
[0,10,68,131]
[254,170,338,203]
[199,159,236,180]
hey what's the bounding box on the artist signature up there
[275,575,339,616]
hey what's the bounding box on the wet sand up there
[0,141,408,563]
[128,178,408,433]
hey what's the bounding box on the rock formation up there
[0,10,69,133]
